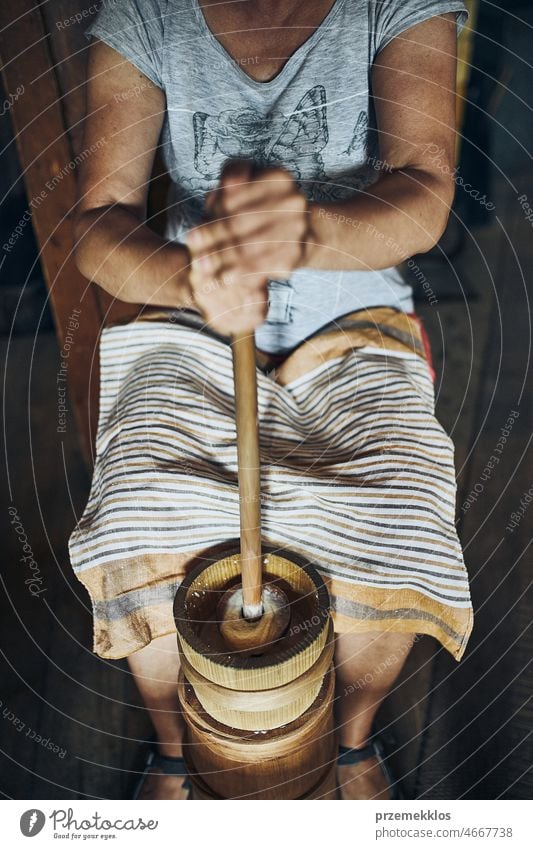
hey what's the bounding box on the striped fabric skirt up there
[69,307,474,661]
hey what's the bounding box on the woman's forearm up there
[77,166,454,308]
[304,167,454,271]
[74,204,192,307]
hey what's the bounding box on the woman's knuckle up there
[269,166,290,181]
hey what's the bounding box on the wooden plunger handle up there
[232,331,263,619]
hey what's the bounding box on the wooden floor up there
[1,171,531,800]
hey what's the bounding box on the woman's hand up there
[186,160,309,335]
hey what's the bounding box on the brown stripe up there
[118,306,427,378]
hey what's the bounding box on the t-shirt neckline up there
[191,0,346,89]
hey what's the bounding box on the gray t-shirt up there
[87,0,468,353]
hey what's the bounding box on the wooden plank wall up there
[0,0,141,466]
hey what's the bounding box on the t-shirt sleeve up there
[85,0,165,89]
[370,0,469,60]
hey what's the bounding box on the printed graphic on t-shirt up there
[181,85,375,207]
[265,280,295,324]
[343,109,369,156]
[192,84,329,179]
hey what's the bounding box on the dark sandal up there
[133,741,191,800]
[337,735,402,800]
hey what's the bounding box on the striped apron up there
[69,306,474,661]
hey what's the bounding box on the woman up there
[70,0,474,800]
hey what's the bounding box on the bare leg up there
[334,630,416,800]
[126,628,415,799]
[127,632,187,799]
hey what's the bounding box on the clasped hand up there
[186,160,310,335]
